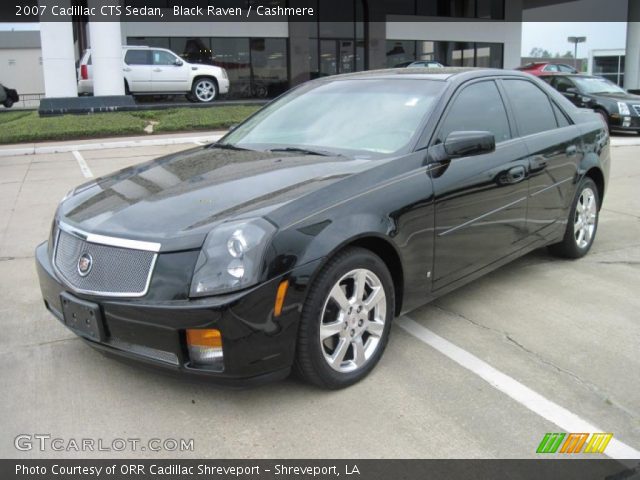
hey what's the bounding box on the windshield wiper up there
[208,143,251,151]
[268,147,340,157]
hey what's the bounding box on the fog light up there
[186,329,223,371]
[623,116,632,127]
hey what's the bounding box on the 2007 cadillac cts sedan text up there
[36,68,609,389]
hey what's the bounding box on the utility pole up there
[567,36,586,70]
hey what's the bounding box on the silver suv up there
[78,46,229,102]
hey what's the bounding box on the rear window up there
[125,50,151,65]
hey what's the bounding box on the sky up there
[521,22,627,57]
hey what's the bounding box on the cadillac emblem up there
[77,253,93,277]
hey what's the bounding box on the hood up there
[59,146,371,251]
[590,91,640,102]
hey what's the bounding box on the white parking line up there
[72,150,93,178]
[396,315,640,460]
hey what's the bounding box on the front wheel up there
[549,177,599,259]
[294,247,394,389]
[3,98,14,108]
[191,78,217,103]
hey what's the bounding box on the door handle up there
[153,68,162,72]
[566,145,578,157]
[123,67,131,72]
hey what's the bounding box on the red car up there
[516,62,578,76]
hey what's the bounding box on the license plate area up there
[60,292,105,342]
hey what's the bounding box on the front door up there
[150,49,191,92]
[431,79,530,290]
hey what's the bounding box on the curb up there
[0,133,227,157]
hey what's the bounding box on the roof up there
[317,67,526,83]
[0,31,41,49]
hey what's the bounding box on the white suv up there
[78,46,229,102]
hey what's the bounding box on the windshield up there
[221,78,445,156]
[573,77,626,95]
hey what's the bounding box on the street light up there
[567,36,586,70]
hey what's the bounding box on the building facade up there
[588,49,626,86]
[116,0,519,99]
[0,31,45,95]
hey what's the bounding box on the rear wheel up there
[549,177,599,259]
[191,78,217,103]
[294,247,394,389]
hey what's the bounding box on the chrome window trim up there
[52,223,159,298]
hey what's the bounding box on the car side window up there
[553,76,575,93]
[544,64,559,72]
[438,80,511,144]
[502,79,558,136]
[558,64,575,73]
[124,50,151,66]
[153,50,178,66]
[552,102,571,127]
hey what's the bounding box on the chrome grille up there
[633,105,640,116]
[54,229,157,297]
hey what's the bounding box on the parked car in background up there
[78,46,229,103]
[407,60,444,68]
[0,83,19,108]
[540,73,640,133]
[517,62,578,76]
[37,68,608,389]
[394,60,444,68]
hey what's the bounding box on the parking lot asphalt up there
[0,138,638,459]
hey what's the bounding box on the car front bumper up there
[35,241,320,386]
[218,78,230,95]
[609,114,640,132]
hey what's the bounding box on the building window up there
[386,40,503,68]
[384,0,505,19]
[126,36,289,99]
[593,55,624,87]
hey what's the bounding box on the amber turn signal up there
[274,280,289,317]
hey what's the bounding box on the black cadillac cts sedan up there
[36,68,609,389]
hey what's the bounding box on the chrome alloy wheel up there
[319,268,387,373]
[194,79,216,102]
[574,187,597,249]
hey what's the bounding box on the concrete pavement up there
[0,140,638,459]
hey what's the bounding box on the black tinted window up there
[124,50,150,65]
[552,76,575,93]
[503,80,558,136]
[438,80,511,143]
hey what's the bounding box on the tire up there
[191,77,217,103]
[124,80,130,95]
[294,247,395,389]
[548,177,599,259]
[3,98,14,108]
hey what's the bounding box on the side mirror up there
[564,87,578,96]
[427,131,495,163]
[174,59,184,67]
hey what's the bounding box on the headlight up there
[617,102,630,116]
[190,218,275,297]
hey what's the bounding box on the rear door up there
[500,78,582,234]
[431,79,531,290]
[123,49,152,92]
[150,50,191,92]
